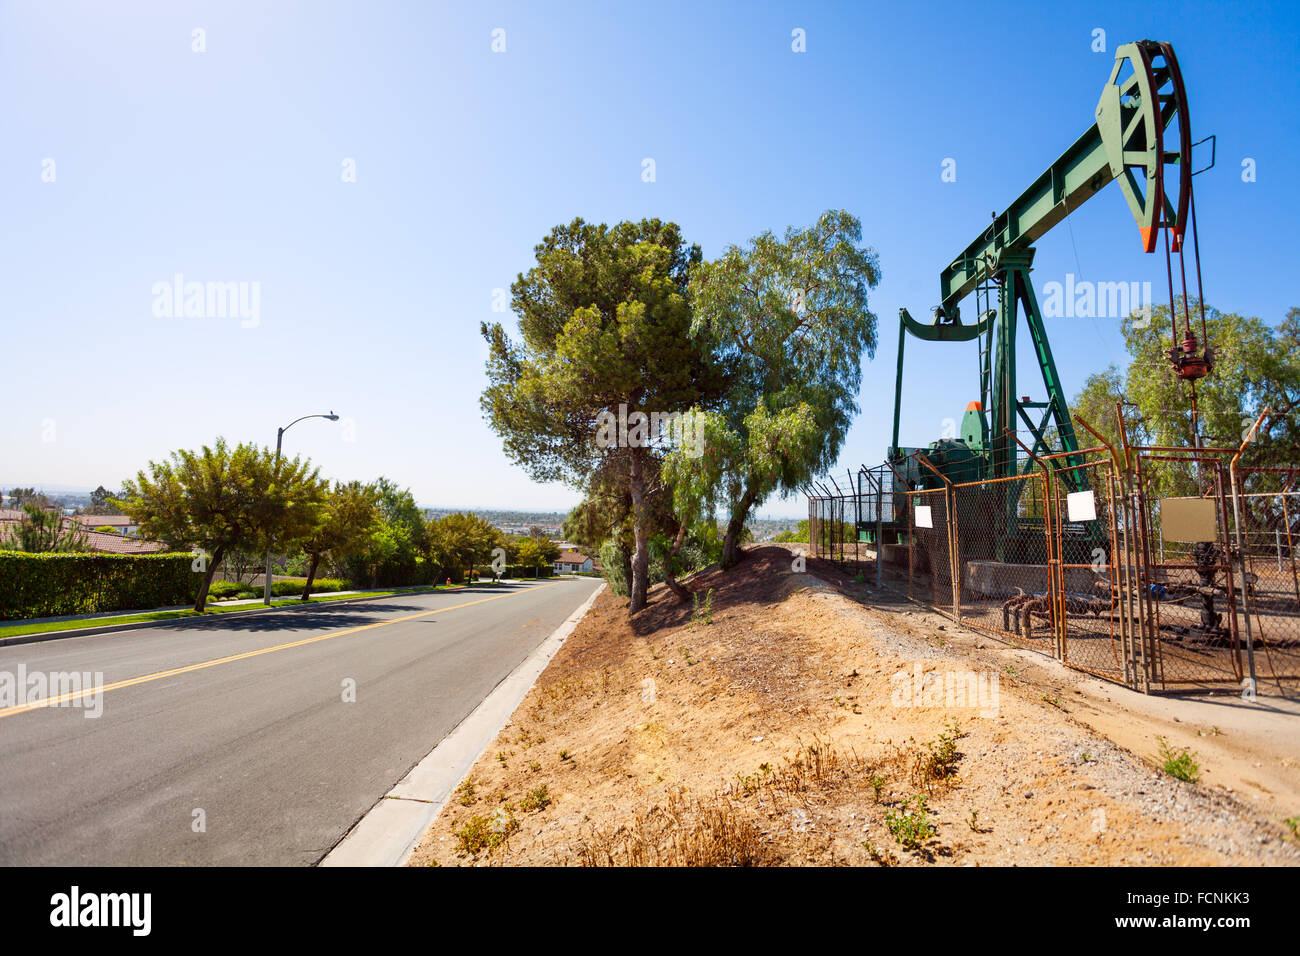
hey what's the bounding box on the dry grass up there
[578,735,965,866]
[408,547,1300,867]
[578,789,774,867]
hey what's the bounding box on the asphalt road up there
[0,578,603,866]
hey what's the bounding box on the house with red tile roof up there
[0,509,167,554]
[72,513,141,535]
[553,550,596,574]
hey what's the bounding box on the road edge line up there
[318,581,607,867]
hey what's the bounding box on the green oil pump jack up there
[891,41,1210,497]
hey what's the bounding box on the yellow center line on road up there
[0,582,563,720]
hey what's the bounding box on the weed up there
[578,789,773,867]
[454,810,519,856]
[1283,816,1298,841]
[559,749,572,762]
[868,775,886,803]
[453,816,490,854]
[455,779,477,806]
[734,764,772,796]
[914,719,964,786]
[1156,737,1201,783]
[885,794,936,850]
[520,785,551,813]
[967,808,980,831]
[862,840,897,866]
[528,760,541,773]
[691,588,714,626]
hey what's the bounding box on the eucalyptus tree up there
[689,210,881,566]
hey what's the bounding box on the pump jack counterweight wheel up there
[1097,40,1188,254]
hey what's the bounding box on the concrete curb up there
[0,585,489,649]
[319,581,607,867]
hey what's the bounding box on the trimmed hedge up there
[270,577,345,597]
[0,550,199,621]
[206,577,347,602]
[205,580,247,601]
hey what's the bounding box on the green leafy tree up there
[1070,363,1126,454]
[773,519,811,543]
[563,455,678,597]
[659,409,731,600]
[295,480,381,600]
[0,504,89,552]
[6,487,46,510]
[689,209,880,567]
[428,512,503,582]
[345,478,429,587]
[119,438,326,610]
[481,217,726,613]
[86,485,124,515]
[1073,303,1300,495]
[535,534,560,565]
[515,537,543,577]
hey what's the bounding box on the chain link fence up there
[807,445,1299,697]
[1233,468,1300,695]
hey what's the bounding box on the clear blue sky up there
[2,0,1295,519]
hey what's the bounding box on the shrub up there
[885,794,936,850]
[270,577,346,597]
[206,580,242,601]
[519,785,551,812]
[0,551,198,620]
[1156,737,1201,783]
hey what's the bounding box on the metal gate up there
[809,441,1297,695]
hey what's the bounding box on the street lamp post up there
[264,411,340,605]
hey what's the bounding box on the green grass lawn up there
[0,584,463,640]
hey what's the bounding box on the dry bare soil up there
[408,546,1300,866]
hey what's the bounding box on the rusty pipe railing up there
[911,451,961,620]
[1073,413,1146,687]
[1006,429,1062,656]
[1230,406,1270,695]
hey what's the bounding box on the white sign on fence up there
[1067,490,1097,522]
[915,505,933,529]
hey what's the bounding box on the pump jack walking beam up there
[893,41,1203,484]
